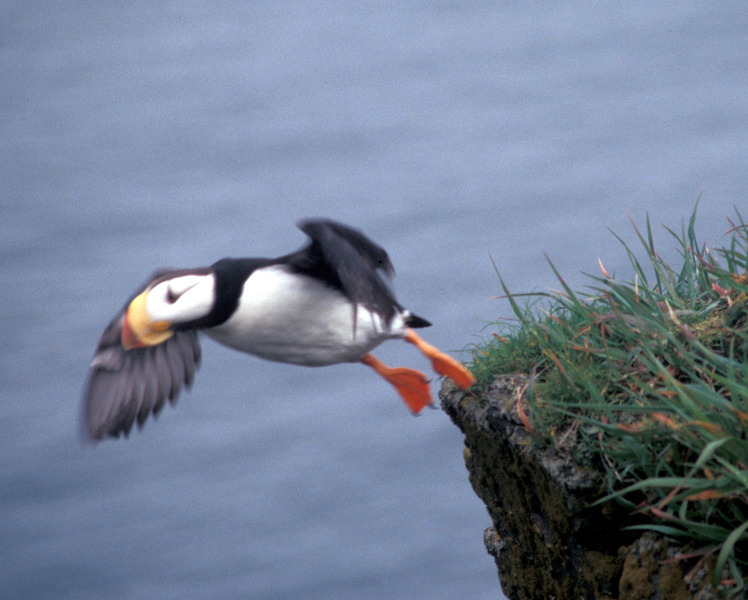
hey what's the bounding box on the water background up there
[2,3,747,599]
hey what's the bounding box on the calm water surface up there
[2,3,747,599]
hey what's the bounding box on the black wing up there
[82,293,201,441]
[291,219,401,324]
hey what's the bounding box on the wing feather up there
[83,312,201,441]
[293,219,400,324]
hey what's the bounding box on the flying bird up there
[83,219,475,440]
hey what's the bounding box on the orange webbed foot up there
[360,354,434,414]
[404,330,476,390]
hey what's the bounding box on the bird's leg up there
[404,329,475,389]
[360,354,434,414]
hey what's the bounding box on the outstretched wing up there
[292,219,400,324]
[83,294,201,441]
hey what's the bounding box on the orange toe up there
[404,330,476,390]
[382,367,434,413]
[360,354,434,414]
[429,354,476,390]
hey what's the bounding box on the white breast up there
[205,265,406,366]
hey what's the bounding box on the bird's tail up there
[404,312,431,328]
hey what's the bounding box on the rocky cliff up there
[440,376,729,600]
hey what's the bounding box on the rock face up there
[440,376,725,600]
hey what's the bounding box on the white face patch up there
[146,274,216,324]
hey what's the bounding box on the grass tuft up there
[470,206,748,594]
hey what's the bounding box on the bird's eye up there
[166,287,179,304]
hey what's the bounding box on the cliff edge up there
[440,376,727,600]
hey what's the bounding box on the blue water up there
[2,3,746,599]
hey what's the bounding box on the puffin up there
[83,219,475,440]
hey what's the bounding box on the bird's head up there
[121,272,215,349]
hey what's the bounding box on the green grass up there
[469,206,748,594]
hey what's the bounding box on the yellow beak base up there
[121,289,174,350]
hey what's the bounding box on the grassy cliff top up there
[468,207,747,595]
